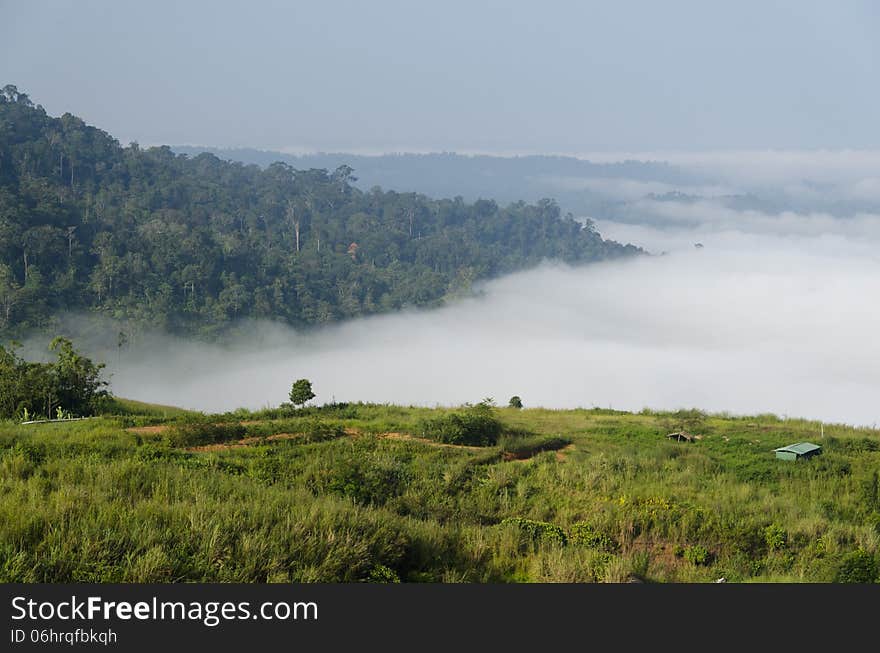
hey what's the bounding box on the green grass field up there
[1,401,878,583]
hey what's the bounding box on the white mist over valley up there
[90,151,880,426]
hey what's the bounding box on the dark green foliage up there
[164,419,246,447]
[763,524,787,551]
[501,517,567,546]
[0,337,108,419]
[661,408,708,435]
[2,441,47,469]
[499,434,571,460]
[417,401,503,446]
[824,436,879,454]
[366,564,401,583]
[0,87,637,339]
[810,455,851,477]
[310,440,411,506]
[861,471,880,512]
[299,419,346,443]
[683,544,711,565]
[508,396,523,409]
[289,379,315,407]
[569,522,619,552]
[834,550,878,584]
[135,443,188,463]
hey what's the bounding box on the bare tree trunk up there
[23,250,28,283]
[67,227,76,260]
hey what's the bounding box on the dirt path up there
[556,444,575,461]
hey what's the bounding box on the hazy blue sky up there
[2,1,878,153]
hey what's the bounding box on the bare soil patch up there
[125,425,168,435]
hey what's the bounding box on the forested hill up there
[0,86,639,338]
[173,146,703,217]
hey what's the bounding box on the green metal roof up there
[774,442,822,455]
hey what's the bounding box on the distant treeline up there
[172,145,704,214]
[0,85,639,339]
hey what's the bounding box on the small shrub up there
[508,396,523,409]
[301,419,346,443]
[135,444,185,462]
[316,448,411,506]
[164,420,246,447]
[764,524,788,551]
[569,522,619,552]
[417,402,503,446]
[835,549,878,584]
[203,457,246,476]
[366,564,401,583]
[683,544,710,566]
[501,517,567,546]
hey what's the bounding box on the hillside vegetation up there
[2,401,878,583]
[0,85,637,339]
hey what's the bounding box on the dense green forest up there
[0,85,639,339]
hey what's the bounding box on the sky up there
[2,0,878,153]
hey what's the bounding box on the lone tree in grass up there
[508,396,523,409]
[289,378,315,408]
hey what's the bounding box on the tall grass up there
[1,404,878,582]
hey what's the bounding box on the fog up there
[82,161,880,426]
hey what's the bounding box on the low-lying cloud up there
[95,231,880,426]
[39,151,880,427]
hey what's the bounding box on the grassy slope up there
[1,403,878,583]
[102,397,199,418]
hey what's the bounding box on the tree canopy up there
[0,85,640,340]
[0,337,108,419]
[289,379,315,407]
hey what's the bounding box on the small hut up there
[666,431,699,442]
[774,442,822,461]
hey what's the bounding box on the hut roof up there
[773,442,821,455]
